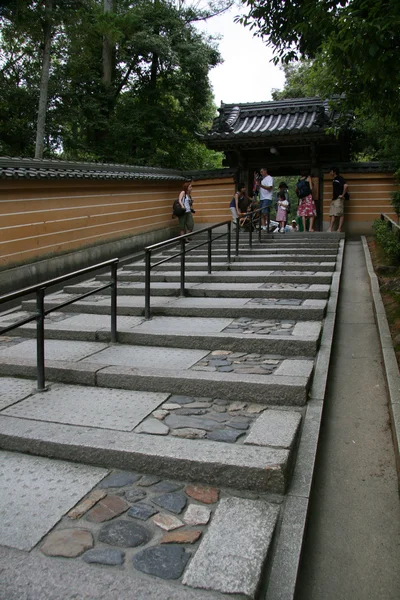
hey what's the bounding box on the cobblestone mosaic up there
[39,472,224,581]
[192,350,284,375]
[135,393,268,443]
[221,317,296,335]
[247,298,303,306]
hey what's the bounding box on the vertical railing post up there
[145,249,151,319]
[235,216,240,257]
[180,238,186,296]
[227,221,231,263]
[249,211,253,248]
[258,208,262,243]
[36,287,46,392]
[110,261,118,342]
[208,229,212,274]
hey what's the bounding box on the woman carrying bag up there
[178,181,195,242]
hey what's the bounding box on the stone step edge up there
[19,300,327,321]
[63,283,330,300]
[126,264,336,273]
[0,359,311,406]
[10,327,320,356]
[0,415,289,494]
[110,273,333,284]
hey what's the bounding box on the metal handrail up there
[380,213,400,231]
[144,221,232,319]
[236,206,264,255]
[0,258,119,391]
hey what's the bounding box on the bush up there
[391,190,400,217]
[373,219,400,264]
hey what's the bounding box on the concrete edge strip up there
[264,237,345,600]
[361,235,400,479]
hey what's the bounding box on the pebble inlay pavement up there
[37,468,281,595]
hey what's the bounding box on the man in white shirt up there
[259,167,274,231]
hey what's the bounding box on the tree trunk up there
[34,0,53,159]
[102,0,114,87]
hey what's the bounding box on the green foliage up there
[0,0,226,168]
[240,1,400,126]
[373,219,400,264]
[391,191,400,217]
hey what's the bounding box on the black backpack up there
[296,179,311,199]
[172,198,185,217]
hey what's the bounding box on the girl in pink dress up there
[296,172,317,232]
[276,192,289,233]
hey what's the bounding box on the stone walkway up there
[0,230,344,599]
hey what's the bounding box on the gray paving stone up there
[3,384,167,432]
[244,409,302,449]
[123,488,147,503]
[82,548,125,566]
[133,317,233,334]
[0,339,109,362]
[135,417,169,435]
[133,545,190,580]
[127,503,158,521]
[150,481,183,493]
[0,377,34,410]
[137,475,161,487]
[81,345,209,370]
[99,472,141,488]
[169,395,213,405]
[164,414,226,431]
[0,451,107,551]
[152,492,187,514]
[98,521,150,547]
[182,497,280,598]
[206,429,244,443]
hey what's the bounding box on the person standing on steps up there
[229,183,250,227]
[327,167,348,233]
[178,181,194,242]
[296,171,316,232]
[259,167,274,231]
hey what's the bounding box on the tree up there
[0,0,226,168]
[239,0,400,119]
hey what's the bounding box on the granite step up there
[126,261,336,273]
[0,378,302,493]
[0,311,321,355]
[19,293,327,320]
[0,339,313,406]
[111,270,333,284]
[64,280,331,299]
[158,252,337,263]
[0,448,281,599]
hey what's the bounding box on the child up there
[276,191,289,233]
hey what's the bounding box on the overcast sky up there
[196,5,286,107]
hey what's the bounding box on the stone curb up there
[361,236,400,485]
[20,298,327,321]
[263,237,345,600]
[11,326,320,356]
[0,359,310,406]
[0,415,289,493]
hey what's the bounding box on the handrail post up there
[249,211,253,248]
[207,229,212,274]
[145,249,151,319]
[227,221,231,263]
[36,287,47,392]
[258,207,262,243]
[235,216,239,256]
[110,261,118,342]
[180,238,186,296]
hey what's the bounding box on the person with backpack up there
[327,167,348,233]
[177,181,195,242]
[296,171,316,232]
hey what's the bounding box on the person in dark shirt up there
[327,167,348,232]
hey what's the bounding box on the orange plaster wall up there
[322,172,398,233]
[191,177,235,224]
[0,179,181,269]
